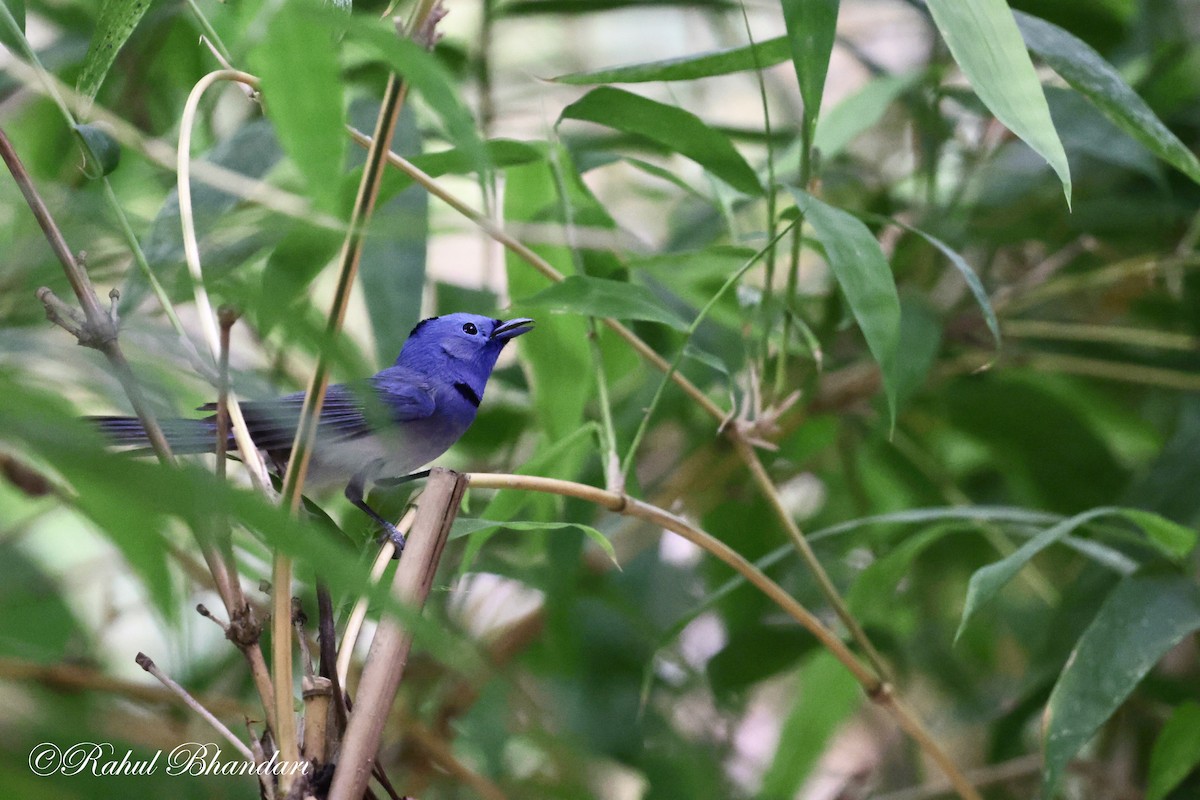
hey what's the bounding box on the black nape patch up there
[453,382,482,408]
[409,316,439,337]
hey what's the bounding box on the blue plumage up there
[93,313,534,549]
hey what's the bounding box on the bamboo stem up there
[327,469,467,800]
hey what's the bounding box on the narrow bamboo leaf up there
[518,274,689,331]
[126,119,282,310]
[925,0,1072,205]
[359,106,426,366]
[814,72,920,158]
[622,156,708,199]
[346,18,486,180]
[891,293,941,411]
[560,87,762,195]
[75,0,151,102]
[251,2,346,213]
[1015,11,1200,186]
[877,215,1001,355]
[553,36,790,84]
[451,519,617,566]
[781,0,839,144]
[759,652,861,798]
[956,507,1115,642]
[0,0,26,54]
[957,507,1196,641]
[504,155,593,441]
[1147,702,1200,800]
[789,188,900,425]
[1044,572,1200,797]
[1118,509,1198,561]
[73,122,121,177]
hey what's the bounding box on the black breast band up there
[454,382,482,408]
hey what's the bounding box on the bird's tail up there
[91,416,225,454]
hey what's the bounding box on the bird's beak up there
[491,317,535,341]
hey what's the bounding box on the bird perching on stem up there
[93,313,535,551]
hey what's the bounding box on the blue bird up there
[93,313,534,550]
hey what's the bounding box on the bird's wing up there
[198,377,436,452]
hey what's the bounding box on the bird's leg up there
[345,462,408,553]
[372,469,432,488]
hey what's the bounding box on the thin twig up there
[327,469,467,800]
[464,471,982,800]
[177,69,274,493]
[0,128,176,462]
[337,508,418,686]
[0,655,250,717]
[135,652,256,762]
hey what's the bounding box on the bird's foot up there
[378,522,407,558]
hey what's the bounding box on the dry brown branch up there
[327,468,467,800]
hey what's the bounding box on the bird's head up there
[397,313,534,379]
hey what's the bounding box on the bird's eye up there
[462,322,478,335]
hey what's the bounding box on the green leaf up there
[813,71,920,158]
[873,215,1001,356]
[759,652,861,799]
[1117,509,1198,561]
[452,518,618,567]
[1044,572,1200,797]
[346,18,487,182]
[72,122,120,177]
[781,0,840,146]
[251,1,346,214]
[925,0,1072,205]
[1015,11,1200,186]
[517,275,689,331]
[359,105,426,366]
[891,293,941,411]
[504,154,592,441]
[956,507,1116,642]
[789,188,900,425]
[75,0,152,102]
[1147,702,1200,800]
[553,36,791,84]
[957,507,1196,641]
[559,87,762,196]
[0,0,26,55]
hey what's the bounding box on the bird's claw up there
[378,522,407,558]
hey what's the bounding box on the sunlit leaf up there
[518,275,689,331]
[926,0,1072,205]
[251,1,346,213]
[346,18,487,182]
[504,154,593,441]
[813,72,920,158]
[1016,11,1200,186]
[560,87,763,196]
[1044,572,1200,796]
[759,652,861,797]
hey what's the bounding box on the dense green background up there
[1,0,1199,797]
